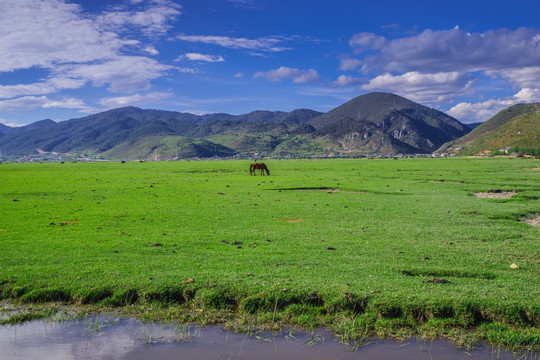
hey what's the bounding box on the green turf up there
[0,158,539,349]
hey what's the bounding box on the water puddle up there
[0,317,533,360]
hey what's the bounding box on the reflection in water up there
[0,317,534,360]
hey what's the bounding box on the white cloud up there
[54,57,173,93]
[176,35,291,52]
[350,27,540,76]
[96,0,182,37]
[177,53,225,63]
[0,83,58,99]
[42,98,88,109]
[343,27,540,105]
[448,88,540,123]
[0,78,87,99]
[99,92,174,108]
[0,0,179,104]
[349,32,387,51]
[338,55,362,71]
[0,96,88,112]
[253,67,320,83]
[0,0,131,73]
[143,46,159,55]
[0,117,24,127]
[513,87,540,102]
[361,71,474,103]
[234,73,244,78]
[330,75,366,87]
[486,66,540,89]
[175,67,200,74]
[447,100,509,124]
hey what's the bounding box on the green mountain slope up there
[0,107,322,159]
[437,102,540,155]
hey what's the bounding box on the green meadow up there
[0,158,539,350]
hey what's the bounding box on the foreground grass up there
[0,158,539,351]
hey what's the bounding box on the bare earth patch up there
[280,219,305,223]
[523,215,540,229]
[474,191,517,199]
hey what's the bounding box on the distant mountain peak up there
[309,92,469,153]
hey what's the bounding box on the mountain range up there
[1,92,535,159]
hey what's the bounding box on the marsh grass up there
[0,158,539,350]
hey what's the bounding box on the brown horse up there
[250,162,270,176]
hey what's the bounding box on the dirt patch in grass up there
[280,219,305,223]
[523,214,540,229]
[474,191,517,199]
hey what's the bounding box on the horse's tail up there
[249,163,254,175]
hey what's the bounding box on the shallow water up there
[0,317,535,360]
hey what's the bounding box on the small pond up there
[0,317,534,359]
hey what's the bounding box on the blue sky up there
[1,0,540,126]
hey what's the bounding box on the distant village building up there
[499,147,511,155]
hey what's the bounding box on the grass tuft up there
[20,287,72,303]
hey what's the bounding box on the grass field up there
[0,158,539,350]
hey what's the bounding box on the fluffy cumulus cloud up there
[513,88,540,102]
[253,67,320,83]
[448,88,540,123]
[177,53,225,63]
[0,0,180,109]
[99,92,174,108]
[361,71,475,103]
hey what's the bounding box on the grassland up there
[0,158,539,350]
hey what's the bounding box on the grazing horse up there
[250,162,270,176]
